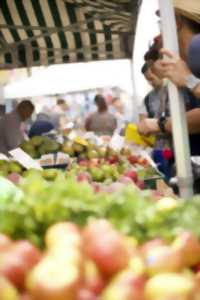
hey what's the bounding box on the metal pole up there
[159,0,193,198]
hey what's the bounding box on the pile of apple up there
[71,153,150,191]
[1,220,200,300]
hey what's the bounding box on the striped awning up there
[0,0,138,69]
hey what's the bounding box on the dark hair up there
[112,97,120,104]
[94,94,107,112]
[144,48,161,62]
[181,15,200,34]
[141,63,149,74]
[17,100,34,112]
[57,99,65,105]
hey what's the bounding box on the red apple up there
[0,276,19,300]
[27,256,82,300]
[0,233,12,252]
[144,245,183,275]
[83,220,130,277]
[84,260,105,295]
[77,289,97,300]
[101,270,146,300]
[79,160,89,167]
[77,172,92,183]
[124,170,138,183]
[137,157,149,167]
[128,155,138,165]
[7,173,21,184]
[0,252,28,290]
[136,180,145,190]
[107,156,119,164]
[172,231,200,267]
[89,159,100,168]
[91,182,102,193]
[118,176,134,185]
[11,240,42,269]
[20,293,32,300]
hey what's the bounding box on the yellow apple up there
[145,245,183,275]
[145,273,195,300]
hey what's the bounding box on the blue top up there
[29,120,54,138]
[188,34,200,78]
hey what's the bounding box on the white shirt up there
[0,110,23,154]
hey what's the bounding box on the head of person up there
[112,97,124,114]
[141,63,163,89]
[94,95,108,112]
[17,100,34,121]
[57,99,69,112]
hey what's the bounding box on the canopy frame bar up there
[159,0,193,198]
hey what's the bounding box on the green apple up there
[90,168,104,182]
[87,150,99,160]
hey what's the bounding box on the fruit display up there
[2,132,200,299]
[0,160,23,177]
[1,221,200,299]
[1,172,200,249]
[20,136,61,159]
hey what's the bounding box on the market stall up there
[0,0,200,299]
[0,0,136,68]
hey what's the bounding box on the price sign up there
[9,148,42,170]
[109,134,124,151]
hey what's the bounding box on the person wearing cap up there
[138,0,200,156]
[0,100,35,155]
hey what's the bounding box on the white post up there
[159,0,193,198]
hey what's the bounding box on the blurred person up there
[140,62,168,119]
[110,97,127,132]
[28,113,54,138]
[85,94,117,136]
[0,100,34,154]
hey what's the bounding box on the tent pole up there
[159,0,193,198]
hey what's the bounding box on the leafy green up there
[1,174,200,247]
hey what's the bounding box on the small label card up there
[9,148,42,170]
[109,134,124,151]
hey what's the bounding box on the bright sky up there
[133,0,159,105]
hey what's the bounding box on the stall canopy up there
[0,0,138,69]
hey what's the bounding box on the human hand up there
[137,118,160,136]
[159,49,192,87]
